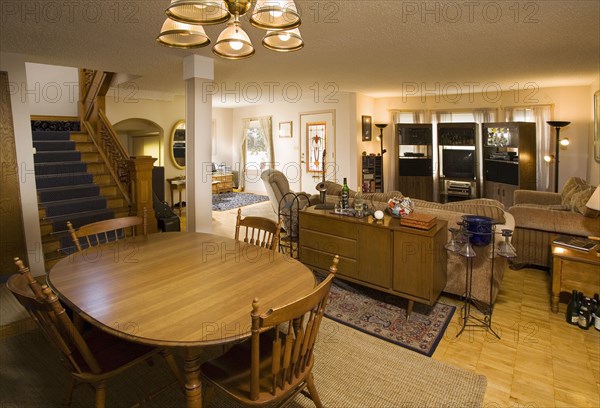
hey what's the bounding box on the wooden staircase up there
[35,127,131,271]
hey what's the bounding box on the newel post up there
[127,156,158,234]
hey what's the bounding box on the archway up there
[113,118,164,166]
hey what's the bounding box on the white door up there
[298,111,336,193]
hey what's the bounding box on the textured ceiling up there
[1,0,598,106]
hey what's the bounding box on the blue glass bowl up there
[462,215,495,247]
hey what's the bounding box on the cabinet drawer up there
[299,247,358,279]
[299,230,356,259]
[300,214,357,239]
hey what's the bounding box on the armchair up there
[260,169,320,239]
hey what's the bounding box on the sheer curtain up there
[503,106,552,191]
[239,118,251,190]
[258,116,274,169]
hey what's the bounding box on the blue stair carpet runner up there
[33,130,114,253]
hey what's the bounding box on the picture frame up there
[362,115,372,141]
[594,90,600,163]
[306,122,326,173]
[279,121,292,138]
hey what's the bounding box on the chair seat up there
[201,330,312,405]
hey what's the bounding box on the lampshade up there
[586,186,600,211]
[213,20,255,59]
[166,0,230,25]
[156,18,210,48]
[262,28,303,51]
[250,0,301,30]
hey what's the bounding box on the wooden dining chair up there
[201,255,339,407]
[7,257,185,408]
[235,208,282,252]
[67,208,147,252]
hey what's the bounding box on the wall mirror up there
[170,120,186,169]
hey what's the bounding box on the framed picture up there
[279,121,292,138]
[306,122,326,173]
[362,115,372,141]
[594,90,600,163]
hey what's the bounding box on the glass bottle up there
[341,178,350,209]
[592,293,600,331]
[578,298,591,330]
[354,185,364,216]
[566,290,579,325]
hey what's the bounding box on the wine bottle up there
[566,290,579,325]
[341,178,350,209]
[578,299,591,330]
[592,293,600,331]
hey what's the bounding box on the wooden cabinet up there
[396,124,434,201]
[212,173,233,194]
[481,122,536,207]
[361,155,382,192]
[299,207,447,315]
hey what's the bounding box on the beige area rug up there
[1,318,486,407]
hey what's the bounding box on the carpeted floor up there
[325,278,455,357]
[212,192,269,212]
[0,319,486,407]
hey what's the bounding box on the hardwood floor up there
[2,201,598,406]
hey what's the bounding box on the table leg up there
[183,348,202,408]
[551,293,559,313]
[406,300,414,321]
[177,185,183,217]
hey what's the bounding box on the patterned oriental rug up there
[212,192,269,212]
[324,278,455,357]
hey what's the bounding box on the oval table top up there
[47,232,317,347]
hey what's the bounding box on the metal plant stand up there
[447,221,516,339]
[277,192,310,259]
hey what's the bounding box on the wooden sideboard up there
[299,207,447,317]
[212,173,233,194]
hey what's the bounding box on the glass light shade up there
[262,28,303,51]
[250,0,301,30]
[166,0,230,25]
[213,21,255,59]
[586,186,600,211]
[560,138,570,146]
[156,18,210,48]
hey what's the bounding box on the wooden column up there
[127,156,158,234]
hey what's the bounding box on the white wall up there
[25,63,78,117]
[1,53,44,275]
[589,81,600,186]
[231,93,353,195]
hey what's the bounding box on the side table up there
[551,241,600,312]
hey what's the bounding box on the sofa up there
[508,177,600,268]
[322,182,515,304]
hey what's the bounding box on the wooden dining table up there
[47,232,318,408]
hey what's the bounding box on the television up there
[442,149,475,179]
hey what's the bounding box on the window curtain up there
[239,118,251,190]
[504,106,552,191]
[258,116,275,169]
[391,110,426,124]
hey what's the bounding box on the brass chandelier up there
[157,0,304,60]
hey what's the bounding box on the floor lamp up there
[547,121,570,193]
[375,123,388,192]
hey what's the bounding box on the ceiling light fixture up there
[157,0,303,60]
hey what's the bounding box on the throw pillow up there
[561,177,587,208]
[571,187,600,218]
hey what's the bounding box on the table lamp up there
[586,185,600,252]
